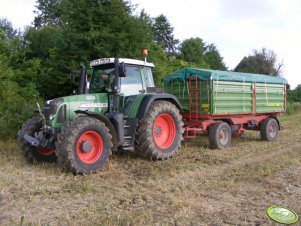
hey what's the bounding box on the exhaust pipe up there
[78,63,86,95]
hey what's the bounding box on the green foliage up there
[0,80,40,139]
[234,48,282,76]
[288,84,301,102]
[177,38,226,70]
[178,38,207,67]
[151,14,179,56]
[27,0,154,98]
[204,44,227,70]
[0,23,41,140]
[286,102,301,115]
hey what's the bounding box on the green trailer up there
[164,67,287,148]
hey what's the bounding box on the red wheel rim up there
[36,147,55,156]
[152,114,176,150]
[76,131,103,164]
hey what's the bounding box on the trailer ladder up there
[188,76,199,120]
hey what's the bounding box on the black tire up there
[209,122,232,149]
[260,118,279,141]
[55,116,112,174]
[17,115,57,163]
[135,100,184,160]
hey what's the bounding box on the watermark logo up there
[267,206,299,225]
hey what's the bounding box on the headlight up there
[49,114,56,120]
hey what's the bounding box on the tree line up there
[0,0,299,139]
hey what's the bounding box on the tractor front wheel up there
[55,116,112,174]
[135,101,183,160]
[17,115,56,163]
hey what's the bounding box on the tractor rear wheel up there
[17,115,56,163]
[260,118,279,141]
[135,101,183,160]
[55,116,112,174]
[209,122,232,149]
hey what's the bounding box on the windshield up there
[89,66,114,93]
[88,64,155,95]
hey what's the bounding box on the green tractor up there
[17,57,184,174]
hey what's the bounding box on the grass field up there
[0,113,300,225]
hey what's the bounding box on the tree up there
[151,14,179,56]
[204,43,227,70]
[234,48,283,76]
[34,0,62,27]
[288,84,301,102]
[0,18,18,40]
[0,25,41,139]
[178,38,208,67]
[28,0,155,98]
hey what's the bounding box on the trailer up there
[163,67,288,149]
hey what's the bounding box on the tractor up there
[17,52,184,174]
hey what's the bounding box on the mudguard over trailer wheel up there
[55,116,112,174]
[17,115,56,163]
[260,118,279,141]
[209,122,232,149]
[135,100,184,160]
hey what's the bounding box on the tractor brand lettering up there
[86,96,96,100]
[79,103,108,108]
[90,58,112,66]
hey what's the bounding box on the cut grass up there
[0,113,300,225]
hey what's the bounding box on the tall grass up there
[286,102,301,115]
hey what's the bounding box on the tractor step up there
[122,146,135,151]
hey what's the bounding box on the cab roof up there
[90,58,155,68]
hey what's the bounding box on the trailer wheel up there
[209,122,232,149]
[55,116,112,174]
[260,118,279,141]
[135,101,184,160]
[17,115,56,163]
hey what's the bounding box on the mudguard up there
[136,93,182,119]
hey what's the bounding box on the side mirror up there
[118,62,126,77]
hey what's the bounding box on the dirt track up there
[0,113,300,225]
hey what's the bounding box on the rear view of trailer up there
[163,67,287,149]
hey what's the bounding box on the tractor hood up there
[45,93,109,129]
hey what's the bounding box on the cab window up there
[120,66,143,96]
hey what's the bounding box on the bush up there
[286,102,301,115]
[0,80,41,140]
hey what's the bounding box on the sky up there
[0,0,300,88]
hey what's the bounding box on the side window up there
[143,67,155,87]
[120,66,143,96]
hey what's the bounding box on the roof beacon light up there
[141,48,148,63]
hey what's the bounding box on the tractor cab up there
[89,58,155,96]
